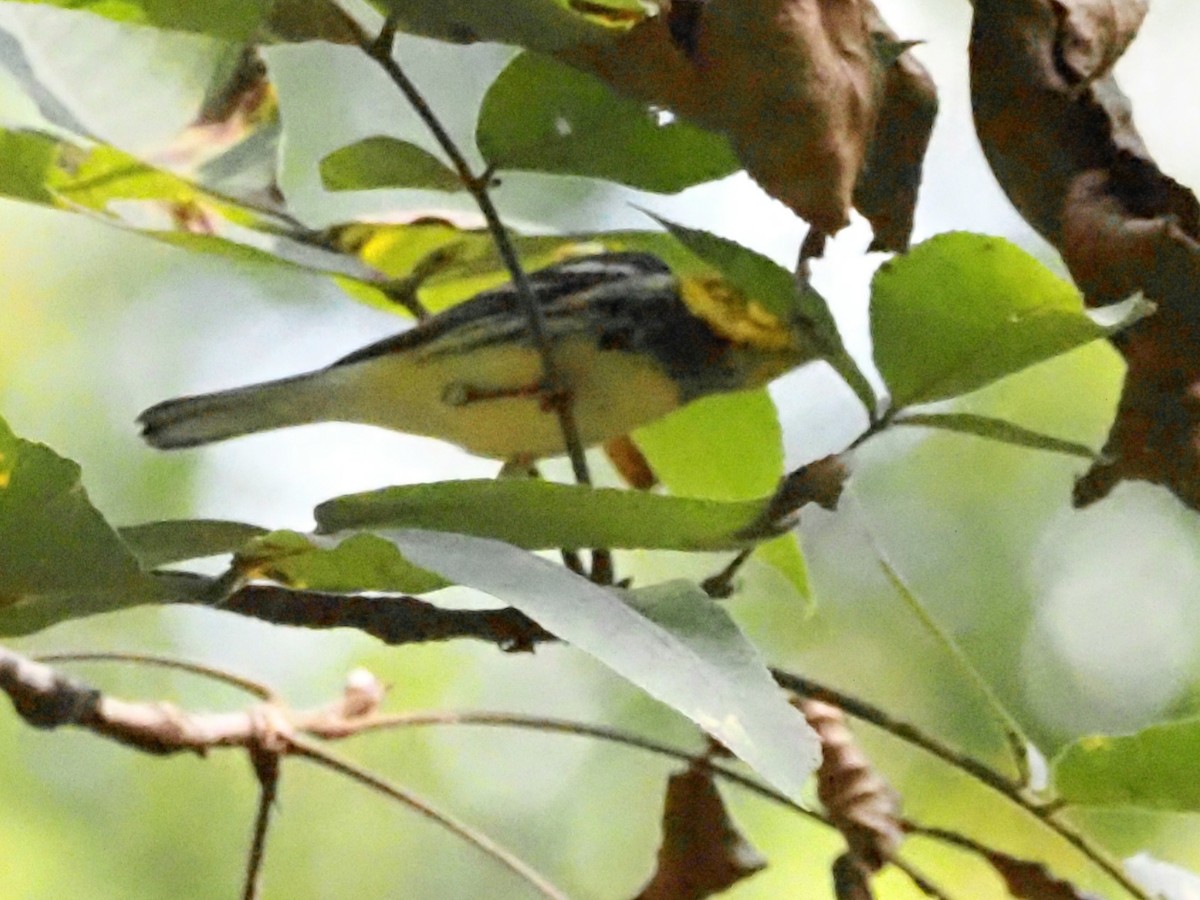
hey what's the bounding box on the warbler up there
[138,252,810,460]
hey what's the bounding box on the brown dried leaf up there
[634,763,767,900]
[563,0,885,245]
[1053,0,1149,84]
[799,698,902,872]
[1074,312,1200,508]
[854,6,938,252]
[970,0,1200,509]
[832,853,875,900]
[984,847,1103,900]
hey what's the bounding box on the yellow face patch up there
[679,277,795,352]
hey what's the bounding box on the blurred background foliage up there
[2,0,1200,897]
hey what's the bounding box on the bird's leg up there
[442,380,547,406]
[442,379,576,416]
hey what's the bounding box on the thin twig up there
[773,668,1150,900]
[36,651,275,700]
[334,710,953,899]
[356,18,592,487]
[212,585,555,652]
[773,669,1025,798]
[701,549,754,598]
[156,578,1149,899]
[355,16,614,583]
[242,749,280,900]
[288,735,569,900]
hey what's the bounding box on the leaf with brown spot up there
[983,848,1102,900]
[634,763,767,900]
[970,0,1200,509]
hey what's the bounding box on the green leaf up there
[326,219,598,315]
[0,3,240,149]
[634,389,810,602]
[1053,718,1200,811]
[319,136,462,193]
[871,232,1131,408]
[326,223,711,316]
[388,530,821,798]
[751,534,811,602]
[477,52,738,192]
[118,519,268,569]
[6,0,271,41]
[262,0,362,43]
[647,214,875,414]
[0,128,60,205]
[0,416,163,635]
[315,479,779,550]
[235,530,447,594]
[892,412,1100,460]
[635,389,783,500]
[367,0,622,52]
[0,127,398,289]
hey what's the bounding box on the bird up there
[138,251,812,461]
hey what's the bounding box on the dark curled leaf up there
[665,0,706,59]
[634,763,766,900]
[832,853,875,900]
[799,698,902,872]
[562,0,882,247]
[983,848,1102,900]
[969,0,1200,509]
[1074,314,1200,509]
[854,4,938,253]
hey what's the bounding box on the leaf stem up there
[36,651,275,700]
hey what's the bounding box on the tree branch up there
[211,585,555,651]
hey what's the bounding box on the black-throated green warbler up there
[138,252,811,460]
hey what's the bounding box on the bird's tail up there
[138,372,331,449]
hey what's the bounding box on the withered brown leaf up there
[634,763,767,900]
[854,6,938,253]
[564,0,934,253]
[832,852,875,900]
[984,847,1103,900]
[799,698,902,873]
[970,0,1200,509]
